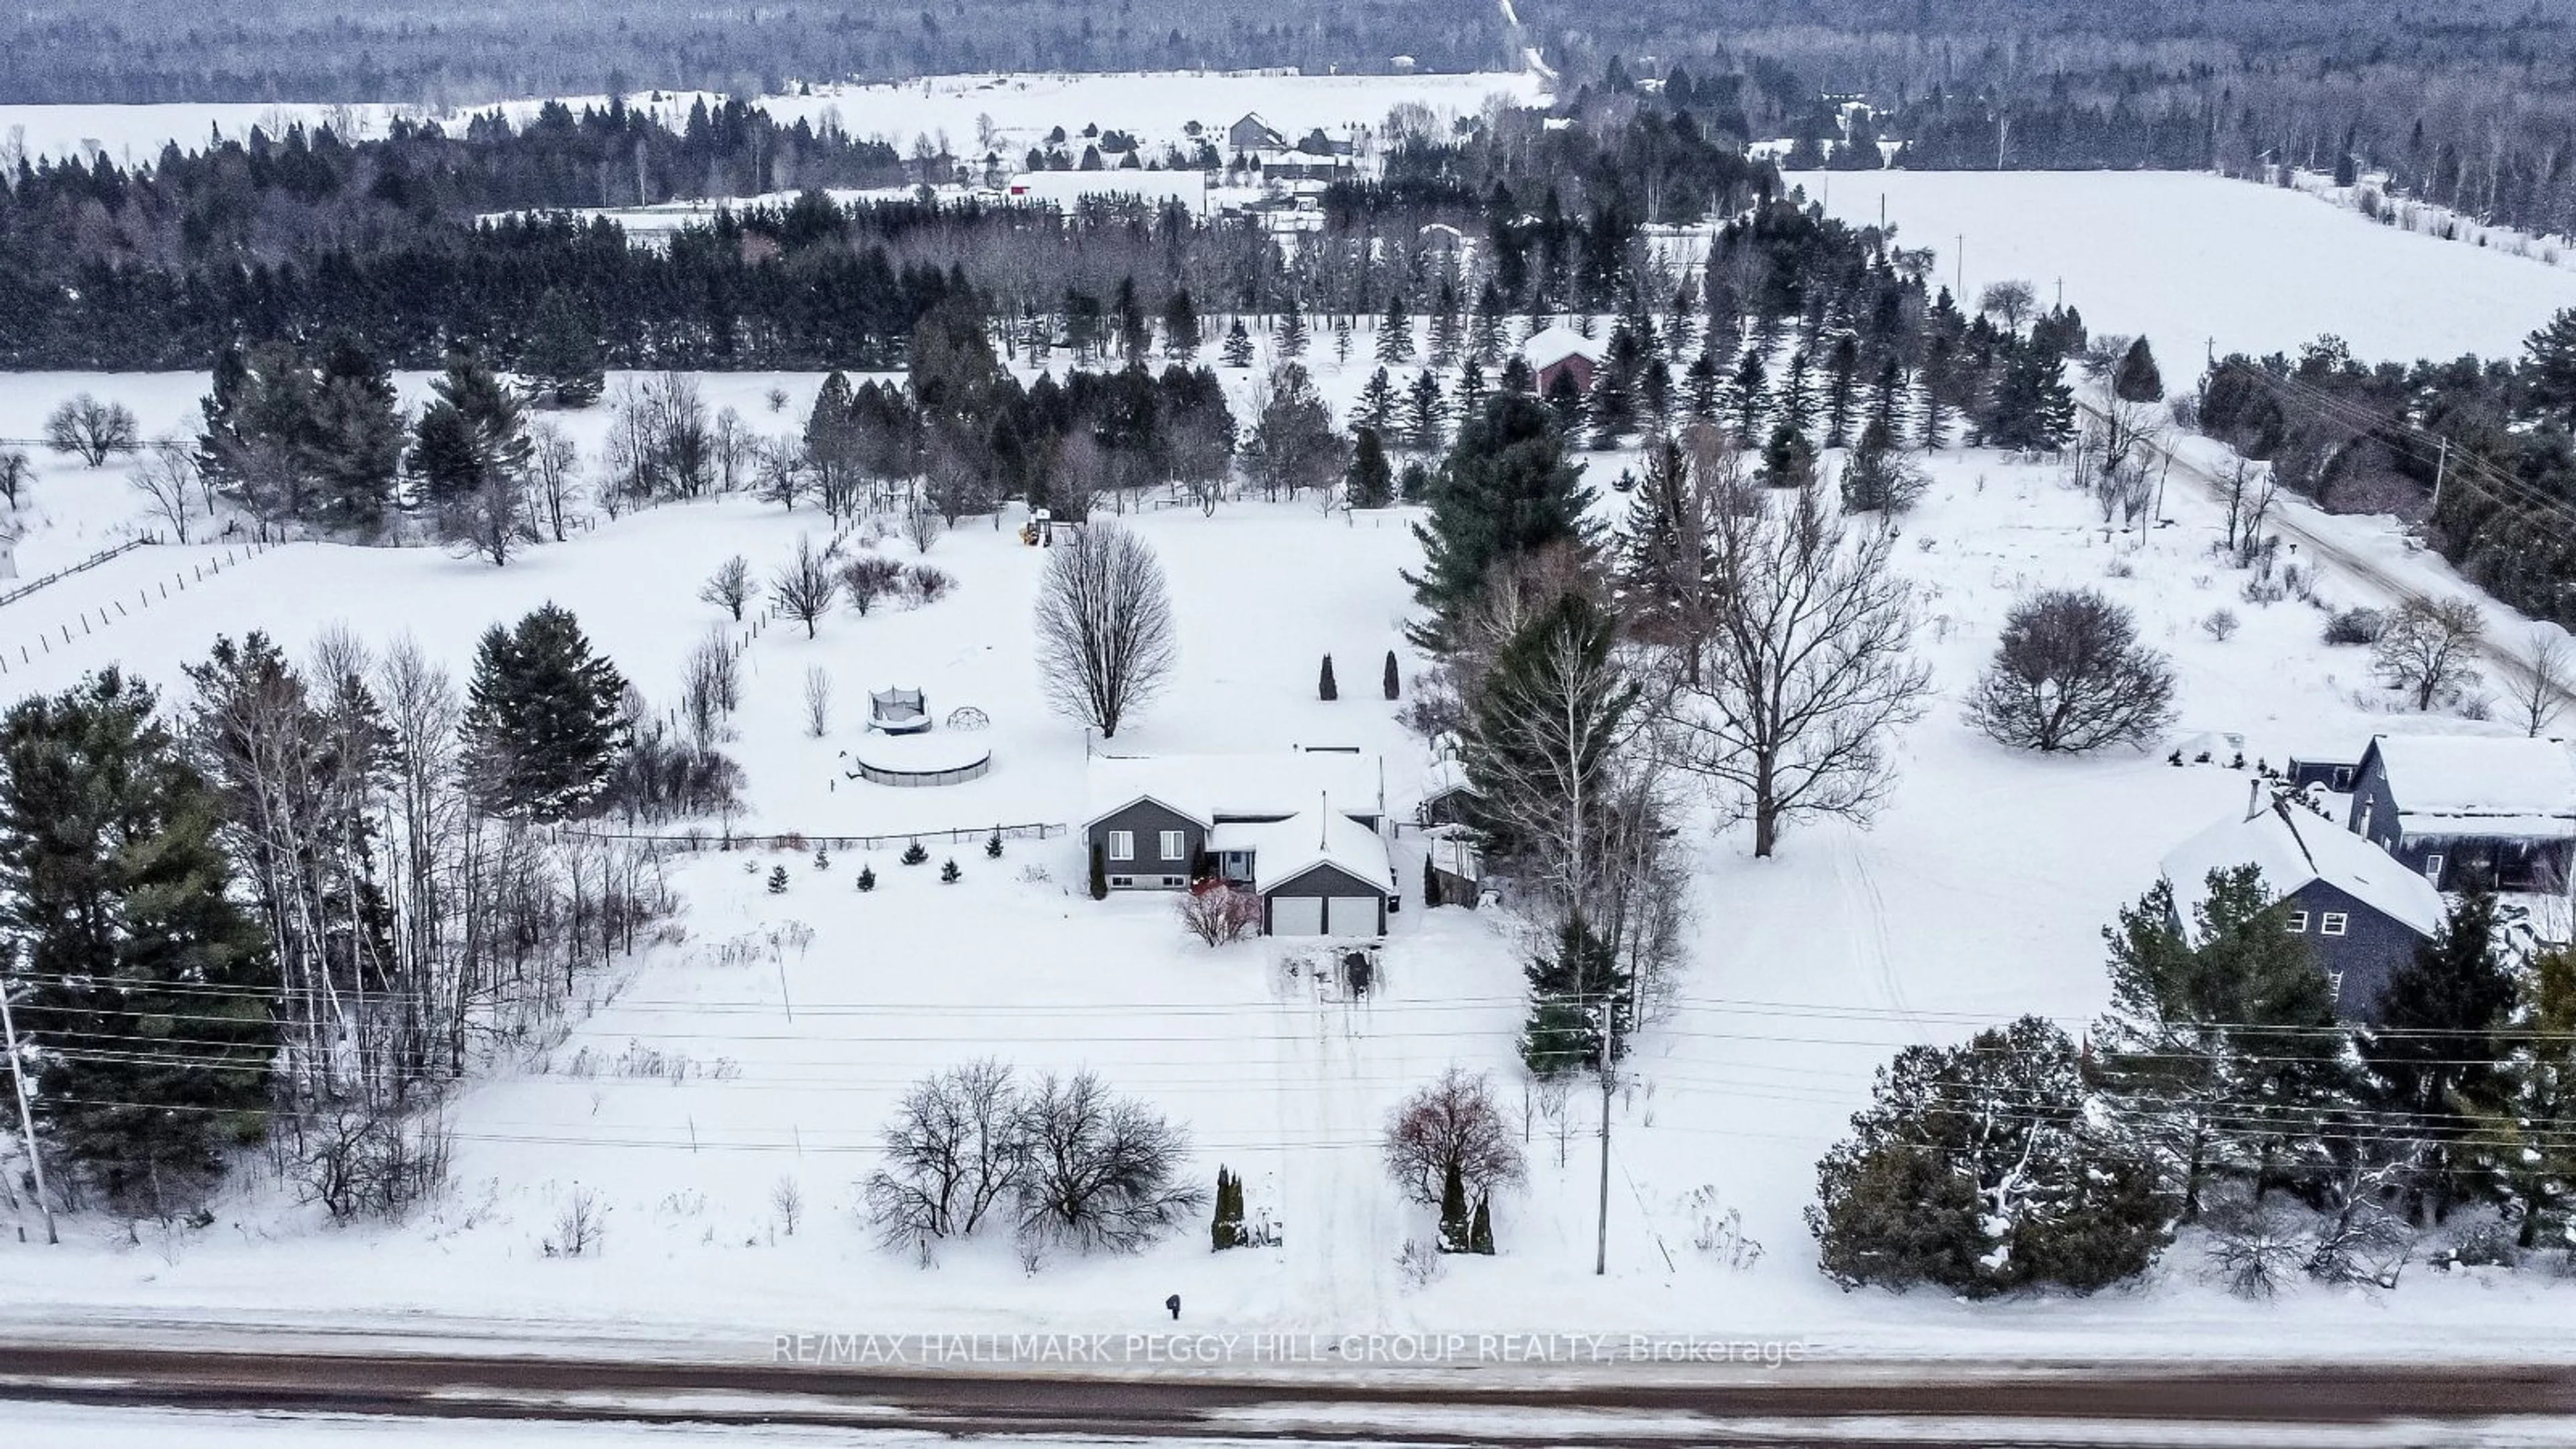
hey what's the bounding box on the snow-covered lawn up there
[6,352,2576,1361]
[1788,169,2576,362]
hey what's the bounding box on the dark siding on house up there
[1264,861,1388,936]
[2345,743,2572,889]
[2287,757,2357,791]
[2284,880,2426,1023]
[1085,800,1203,889]
[2347,747,2404,855]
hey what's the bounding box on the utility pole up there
[1953,234,1964,301]
[1594,998,1613,1276]
[2432,435,2450,512]
[0,954,56,1245]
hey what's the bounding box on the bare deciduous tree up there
[129,441,203,543]
[863,1059,1026,1246]
[2373,596,2487,711]
[680,627,741,744]
[1012,1069,1203,1254]
[840,553,904,615]
[905,500,945,554]
[1966,588,2178,753]
[1978,279,2037,335]
[0,449,31,509]
[1034,521,1176,739]
[528,420,582,541]
[1177,885,1262,946]
[700,554,757,621]
[1668,482,1931,857]
[441,466,538,567]
[771,534,839,639]
[2512,629,2573,737]
[45,394,139,467]
[802,665,833,738]
[1382,1067,1527,1208]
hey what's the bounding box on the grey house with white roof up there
[2163,794,2447,1020]
[1082,751,1393,936]
[2347,735,2576,891]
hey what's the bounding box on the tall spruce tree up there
[1405,392,1595,651]
[2111,337,2165,405]
[2523,309,2576,428]
[2363,887,2512,1223]
[1519,914,1628,1077]
[411,349,533,507]
[0,670,276,1212]
[2460,947,2576,1248]
[1346,427,1394,508]
[460,604,629,820]
[521,288,606,407]
[1983,341,2076,452]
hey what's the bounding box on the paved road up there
[4,1342,2575,1444]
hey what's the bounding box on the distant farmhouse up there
[2162,792,2445,1020]
[1521,325,1601,398]
[1082,751,1394,937]
[1227,112,1288,153]
[2346,735,2576,891]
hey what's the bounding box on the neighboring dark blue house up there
[2346,735,2576,892]
[1081,751,1393,937]
[2162,795,2447,1021]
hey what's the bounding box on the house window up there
[1161,875,1187,888]
[2326,970,2345,1002]
[1159,830,1185,862]
[1108,830,1134,862]
[2285,910,2309,932]
[2320,912,2349,936]
[1109,875,1135,888]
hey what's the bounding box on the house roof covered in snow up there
[1209,811,1393,895]
[1421,757,1469,800]
[2161,801,2445,939]
[2362,735,2576,840]
[1520,324,1601,372]
[1084,750,1385,828]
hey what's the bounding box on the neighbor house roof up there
[1084,751,1385,829]
[2363,735,2576,841]
[2161,801,2445,939]
[1520,324,1601,373]
[1210,811,1392,896]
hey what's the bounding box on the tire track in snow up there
[1272,956,1390,1333]
[1831,824,1923,1037]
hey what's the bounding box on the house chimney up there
[2247,777,2266,822]
[1320,792,1329,849]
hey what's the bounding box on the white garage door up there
[1326,896,1379,936]
[1270,896,1324,936]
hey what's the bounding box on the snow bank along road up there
[6,1342,2576,1444]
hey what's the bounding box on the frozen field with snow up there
[0,68,1544,170]
[5,337,2576,1360]
[1788,169,2576,362]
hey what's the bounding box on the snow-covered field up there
[5,331,2576,1364]
[1788,169,2576,362]
[0,68,1544,170]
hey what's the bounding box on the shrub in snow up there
[840,554,905,616]
[901,840,929,866]
[1966,588,2176,752]
[2322,607,2386,645]
[543,1187,608,1258]
[2202,608,2241,641]
[1383,1068,1525,1215]
[940,857,961,883]
[855,864,876,892]
[906,564,955,603]
[1177,885,1262,946]
[1809,1016,2170,1298]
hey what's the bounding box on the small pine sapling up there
[1382,649,1399,700]
[902,839,930,866]
[814,847,830,871]
[766,865,790,894]
[940,857,962,883]
[1469,1193,1494,1255]
[1318,653,1338,701]
[1089,843,1109,900]
[1437,1158,1469,1253]
[856,864,877,892]
[985,828,1004,859]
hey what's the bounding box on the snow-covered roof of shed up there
[1520,324,1601,372]
[1421,757,1469,800]
[2161,802,2444,939]
[1084,751,1385,828]
[2365,735,2576,840]
[1210,811,1391,896]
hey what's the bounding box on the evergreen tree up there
[2112,337,2166,405]
[856,863,877,892]
[1469,1192,1495,1254]
[1404,369,1447,453]
[1918,334,1957,449]
[1346,427,1394,508]
[411,349,533,507]
[1318,654,1338,700]
[1821,332,1862,448]
[2525,309,2576,428]
[0,670,276,1213]
[1983,341,2077,452]
[1758,421,1818,489]
[1682,347,1721,421]
[1159,288,1201,361]
[2364,887,2512,1223]
[309,341,406,533]
[1428,282,1464,368]
[1405,392,1596,651]
[1382,649,1400,700]
[2090,869,2351,1220]
[1541,367,1585,433]
[1422,854,1442,908]
[460,603,629,820]
[521,288,606,407]
[1275,300,1309,360]
[1811,1016,2171,1298]
[1220,319,1254,368]
[1089,842,1108,900]
[1776,349,1815,435]
[1351,367,1399,433]
[2460,947,2576,1248]
[1375,292,1415,365]
[1437,1157,1470,1252]
[1455,358,1489,420]
[1210,1166,1247,1249]
[1519,913,1629,1077]
[1838,417,1926,514]
[1726,344,1769,443]
[1468,281,1507,367]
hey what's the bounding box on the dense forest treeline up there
[0,0,1509,106]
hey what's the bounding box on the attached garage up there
[1269,895,1326,937]
[1326,895,1379,936]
